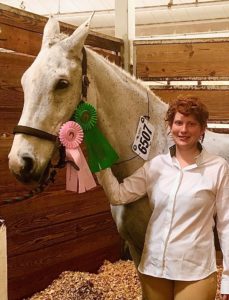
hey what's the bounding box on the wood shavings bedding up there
[28,260,223,300]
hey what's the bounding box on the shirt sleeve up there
[215,162,229,294]
[96,164,148,205]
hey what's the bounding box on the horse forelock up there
[47,33,69,47]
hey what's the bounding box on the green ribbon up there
[73,102,119,173]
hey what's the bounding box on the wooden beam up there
[0,220,7,300]
[152,88,229,121]
[0,3,123,54]
[115,0,135,72]
[135,39,229,79]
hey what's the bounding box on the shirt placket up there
[161,167,183,276]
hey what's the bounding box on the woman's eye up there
[174,121,182,126]
[55,79,69,90]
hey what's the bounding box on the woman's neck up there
[175,145,201,168]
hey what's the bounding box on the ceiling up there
[1,0,229,37]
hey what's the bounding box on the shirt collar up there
[169,142,204,167]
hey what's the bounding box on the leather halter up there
[13,47,89,141]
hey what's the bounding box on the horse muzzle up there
[16,154,37,183]
[8,151,50,185]
[9,124,58,183]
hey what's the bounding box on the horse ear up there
[61,14,93,57]
[41,17,60,49]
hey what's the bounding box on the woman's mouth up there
[178,136,190,140]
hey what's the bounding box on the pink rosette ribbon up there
[59,121,96,193]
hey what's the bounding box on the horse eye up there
[55,79,69,90]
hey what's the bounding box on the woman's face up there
[170,112,205,150]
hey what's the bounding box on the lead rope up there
[1,145,67,206]
[2,145,81,205]
[3,169,57,205]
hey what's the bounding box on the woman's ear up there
[200,126,207,142]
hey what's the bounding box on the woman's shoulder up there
[202,149,229,172]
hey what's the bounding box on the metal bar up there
[134,37,229,45]
[148,85,229,90]
[139,76,229,81]
[135,0,229,10]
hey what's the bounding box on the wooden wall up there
[0,4,123,300]
[135,39,229,123]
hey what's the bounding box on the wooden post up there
[0,219,7,300]
[115,0,135,73]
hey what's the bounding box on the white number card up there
[132,116,154,160]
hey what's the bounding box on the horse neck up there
[86,48,168,176]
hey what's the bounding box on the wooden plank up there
[8,228,122,300]
[6,210,117,257]
[0,23,42,56]
[136,41,229,79]
[7,212,118,266]
[0,3,123,54]
[0,3,45,32]
[91,47,122,65]
[152,88,229,121]
[0,89,23,110]
[0,50,34,83]
[7,210,117,258]
[0,51,34,99]
[0,186,110,226]
[0,112,22,134]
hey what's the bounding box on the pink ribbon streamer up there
[59,121,96,193]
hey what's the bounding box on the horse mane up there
[87,47,153,96]
[50,32,159,103]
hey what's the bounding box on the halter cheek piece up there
[3,48,89,205]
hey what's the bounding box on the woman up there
[97,96,229,300]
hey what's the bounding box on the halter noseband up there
[13,125,57,142]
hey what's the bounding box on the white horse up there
[8,18,229,268]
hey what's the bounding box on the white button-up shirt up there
[98,147,229,294]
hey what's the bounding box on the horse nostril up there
[21,155,34,174]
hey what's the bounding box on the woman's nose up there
[180,124,188,132]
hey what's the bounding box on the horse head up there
[8,17,92,184]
